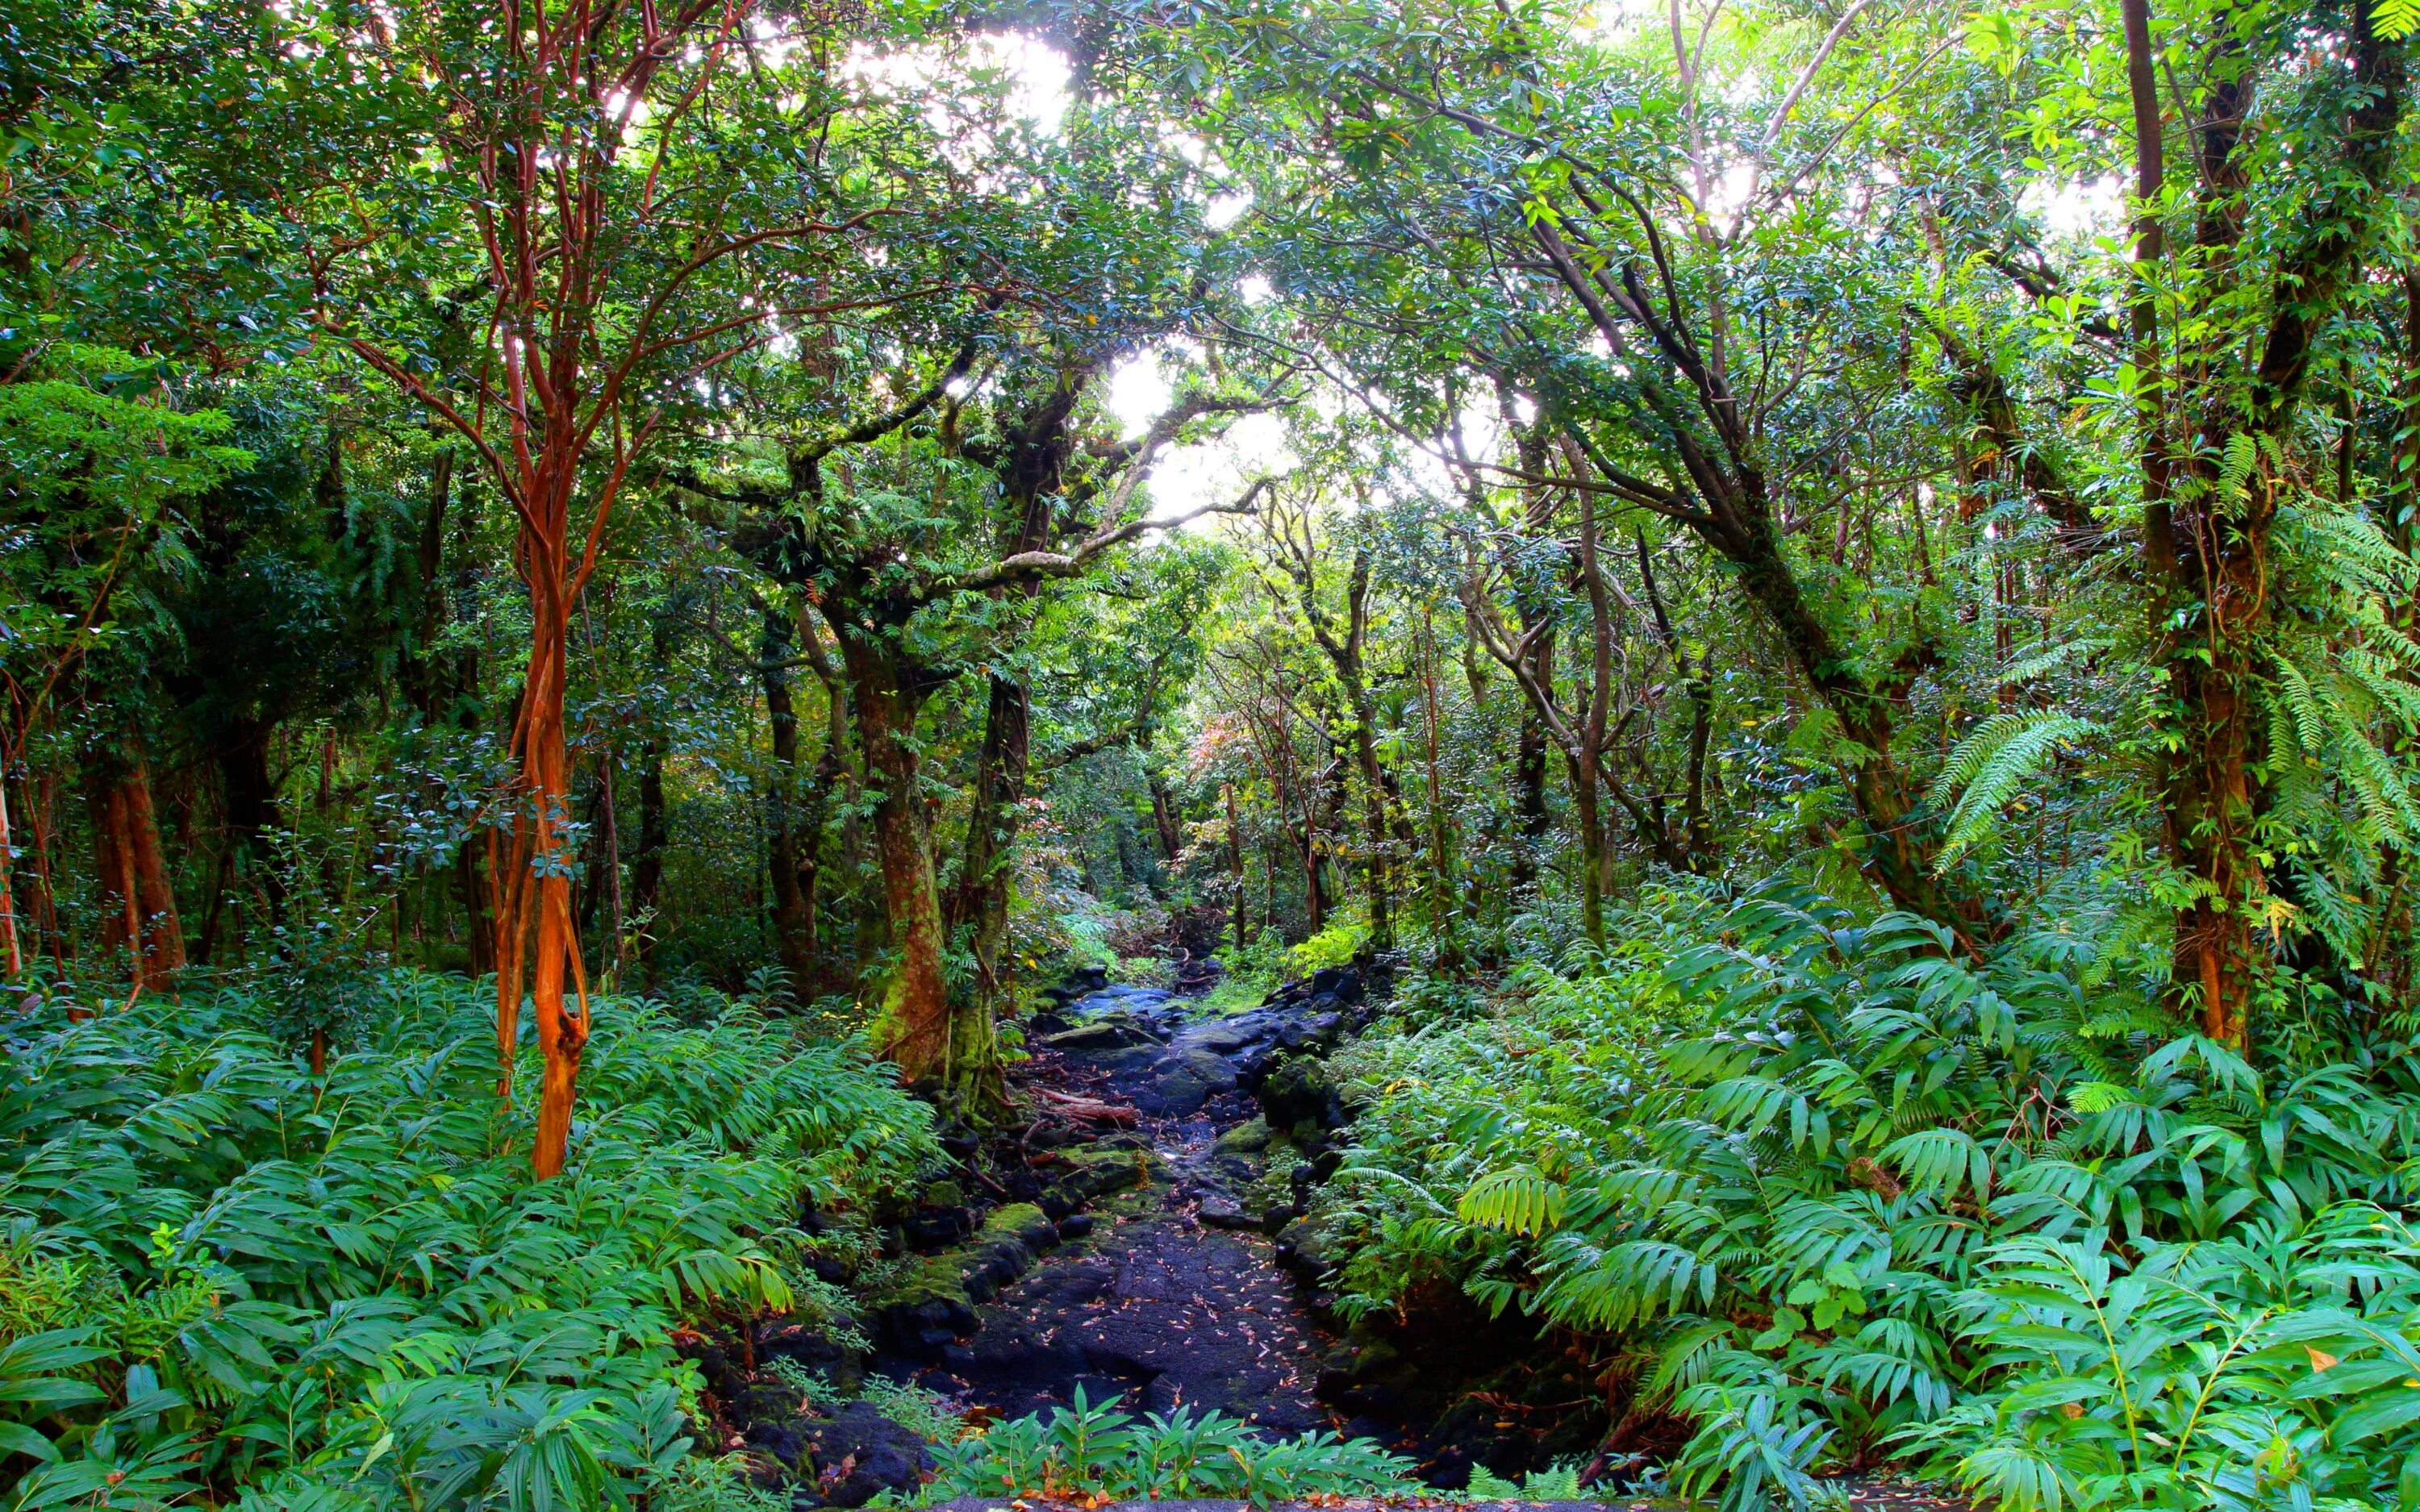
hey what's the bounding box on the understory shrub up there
[918,1387,1419,1505]
[1311,881,2420,1510]
[0,972,936,1511]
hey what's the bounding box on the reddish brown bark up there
[2129,10,2404,1048]
[327,0,785,1174]
[87,760,184,992]
[0,773,19,979]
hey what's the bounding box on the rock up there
[1045,1143,1156,1205]
[900,1206,972,1249]
[1277,1006,1344,1051]
[1183,1019,1263,1055]
[1039,1017,1162,1050]
[1274,1214,1341,1289]
[1198,1196,1259,1231]
[875,1289,978,1357]
[799,1402,933,1507]
[955,1203,1060,1305]
[1054,1213,1095,1240]
[1258,1056,1345,1136]
[1213,1117,1272,1154]
[1134,1047,1240,1116]
[731,1381,812,1427]
[981,1201,1059,1252]
[747,1415,812,1470]
[758,1324,849,1375]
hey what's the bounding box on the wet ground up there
[695,969,1974,1510]
[908,980,1349,1433]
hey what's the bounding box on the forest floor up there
[701,972,1970,1510]
[903,973,1976,1512]
[907,981,1337,1434]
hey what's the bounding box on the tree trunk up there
[522,606,586,1178]
[404,448,455,719]
[1148,772,1183,862]
[761,604,816,991]
[2130,8,2403,1047]
[88,760,184,990]
[943,669,1023,1110]
[1415,612,1462,956]
[0,772,18,980]
[841,629,962,1089]
[457,827,493,976]
[1227,783,1247,953]
[1568,753,1605,948]
[631,734,667,975]
[13,770,60,968]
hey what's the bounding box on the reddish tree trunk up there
[87,761,184,991]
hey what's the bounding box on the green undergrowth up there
[760,1359,966,1443]
[1313,881,2420,1511]
[0,970,937,1511]
[909,1386,1421,1506]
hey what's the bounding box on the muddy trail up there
[678,960,1410,1506]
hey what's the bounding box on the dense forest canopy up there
[10,0,2420,1507]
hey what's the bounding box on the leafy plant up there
[920,1387,1418,1505]
[0,972,937,1510]
[1307,882,2420,1508]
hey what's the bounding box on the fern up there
[1301,880,2420,1509]
[1926,712,2101,865]
[1458,1168,1567,1236]
[0,973,937,1511]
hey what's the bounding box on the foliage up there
[1463,1461,1588,1500]
[919,1387,1419,1506]
[1307,882,2420,1508]
[1289,908,1371,977]
[757,1360,966,1446]
[0,973,935,1510]
[11,0,2420,1506]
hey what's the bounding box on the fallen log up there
[1033,1087,1141,1126]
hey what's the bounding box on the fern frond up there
[1458,1168,1567,1236]
[1928,712,2101,866]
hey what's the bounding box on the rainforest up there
[6,0,2420,1508]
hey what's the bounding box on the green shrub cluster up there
[0,973,936,1511]
[1313,883,2420,1510]
[920,1387,1418,1505]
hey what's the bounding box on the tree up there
[311,0,920,1173]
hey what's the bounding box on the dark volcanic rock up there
[797,1402,933,1507]
[1197,1196,1258,1231]
[1134,1047,1239,1116]
[1040,1017,1163,1050]
[1258,1056,1346,1136]
[918,1218,1328,1434]
[900,1206,974,1249]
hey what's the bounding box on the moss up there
[1214,1117,1272,1154]
[874,1251,974,1309]
[978,1202,1051,1240]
